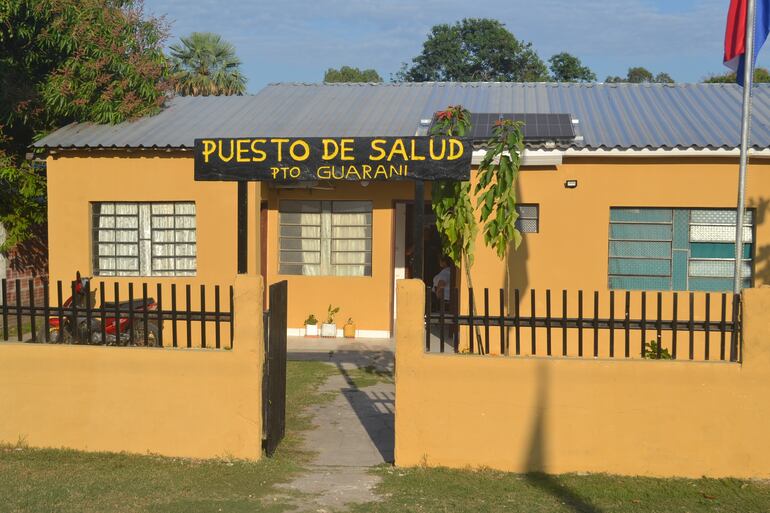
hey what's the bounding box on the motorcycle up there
[48,272,161,346]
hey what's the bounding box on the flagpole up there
[734,0,756,294]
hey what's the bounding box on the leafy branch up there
[430,107,526,354]
[476,119,524,259]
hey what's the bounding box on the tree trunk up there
[463,252,485,354]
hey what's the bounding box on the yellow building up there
[35,82,770,339]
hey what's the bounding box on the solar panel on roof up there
[430,112,576,141]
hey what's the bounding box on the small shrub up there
[304,314,318,325]
[325,305,340,324]
[644,340,672,359]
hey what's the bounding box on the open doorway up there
[392,201,457,323]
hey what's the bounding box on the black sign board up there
[194,136,472,182]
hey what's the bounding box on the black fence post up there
[15,279,22,342]
[43,280,50,343]
[578,290,584,357]
[171,284,178,347]
[468,288,475,354]
[499,288,505,356]
[514,289,521,355]
[730,293,740,362]
[229,285,234,348]
[185,284,192,348]
[593,291,599,358]
[84,280,92,344]
[609,290,615,358]
[439,287,446,353]
[425,286,432,352]
[214,285,221,350]
[640,291,647,358]
[128,283,135,345]
[656,292,662,359]
[28,279,37,342]
[624,291,630,358]
[672,292,678,359]
[56,281,64,343]
[530,289,536,355]
[720,293,727,361]
[705,293,711,361]
[1,279,8,341]
[200,284,206,349]
[113,283,121,346]
[483,288,490,355]
[562,290,568,356]
[70,280,78,343]
[99,282,106,344]
[452,287,459,353]
[688,292,695,360]
[142,283,149,346]
[156,283,164,348]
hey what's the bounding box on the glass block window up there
[515,204,539,233]
[608,208,753,291]
[279,200,372,276]
[688,209,753,291]
[92,202,196,276]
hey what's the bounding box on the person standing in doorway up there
[432,255,452,309]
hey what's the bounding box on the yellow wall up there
[265,182,413,333]
[396,279,770,478]
[46,152,770,338]
[468,157,770,296]
[0,275,264,460]
[46,152,263,347]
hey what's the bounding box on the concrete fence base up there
[0,274,264,460]
[395,279,770,478]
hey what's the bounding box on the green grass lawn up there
[353,466,770,513]
[0,361,335,513]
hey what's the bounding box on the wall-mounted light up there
[360,181,370,187]
[564,179,578,189]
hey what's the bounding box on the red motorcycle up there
[48,272,161,346]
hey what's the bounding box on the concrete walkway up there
[274,340,395,511]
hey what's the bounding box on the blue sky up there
[144,0,770,94]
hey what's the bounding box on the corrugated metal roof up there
[34,82,770,151]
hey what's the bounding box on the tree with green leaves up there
[170,32,246,96]
[0,0,171,250]
[548,52,596,82]
[397,18,548,82]
[431,106,525,353]
[324,66,382,83]
[605,67,674,83]
[704,67,770,83]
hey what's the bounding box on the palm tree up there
[169,32,247,96]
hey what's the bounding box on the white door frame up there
[393,203,406,321]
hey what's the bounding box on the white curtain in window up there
[331,211,370,276]
[300,213,321,276]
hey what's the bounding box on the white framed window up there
[279,200,372,276]
[92,202,197,277]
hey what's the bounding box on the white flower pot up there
[305,324,318,337]
[320,323,337,338]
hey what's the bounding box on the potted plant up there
[343,317,356,338]
[304,314,319,337]
[321,305,340,338]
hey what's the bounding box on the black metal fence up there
[1,278,234,349]
[426,288,741,362]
